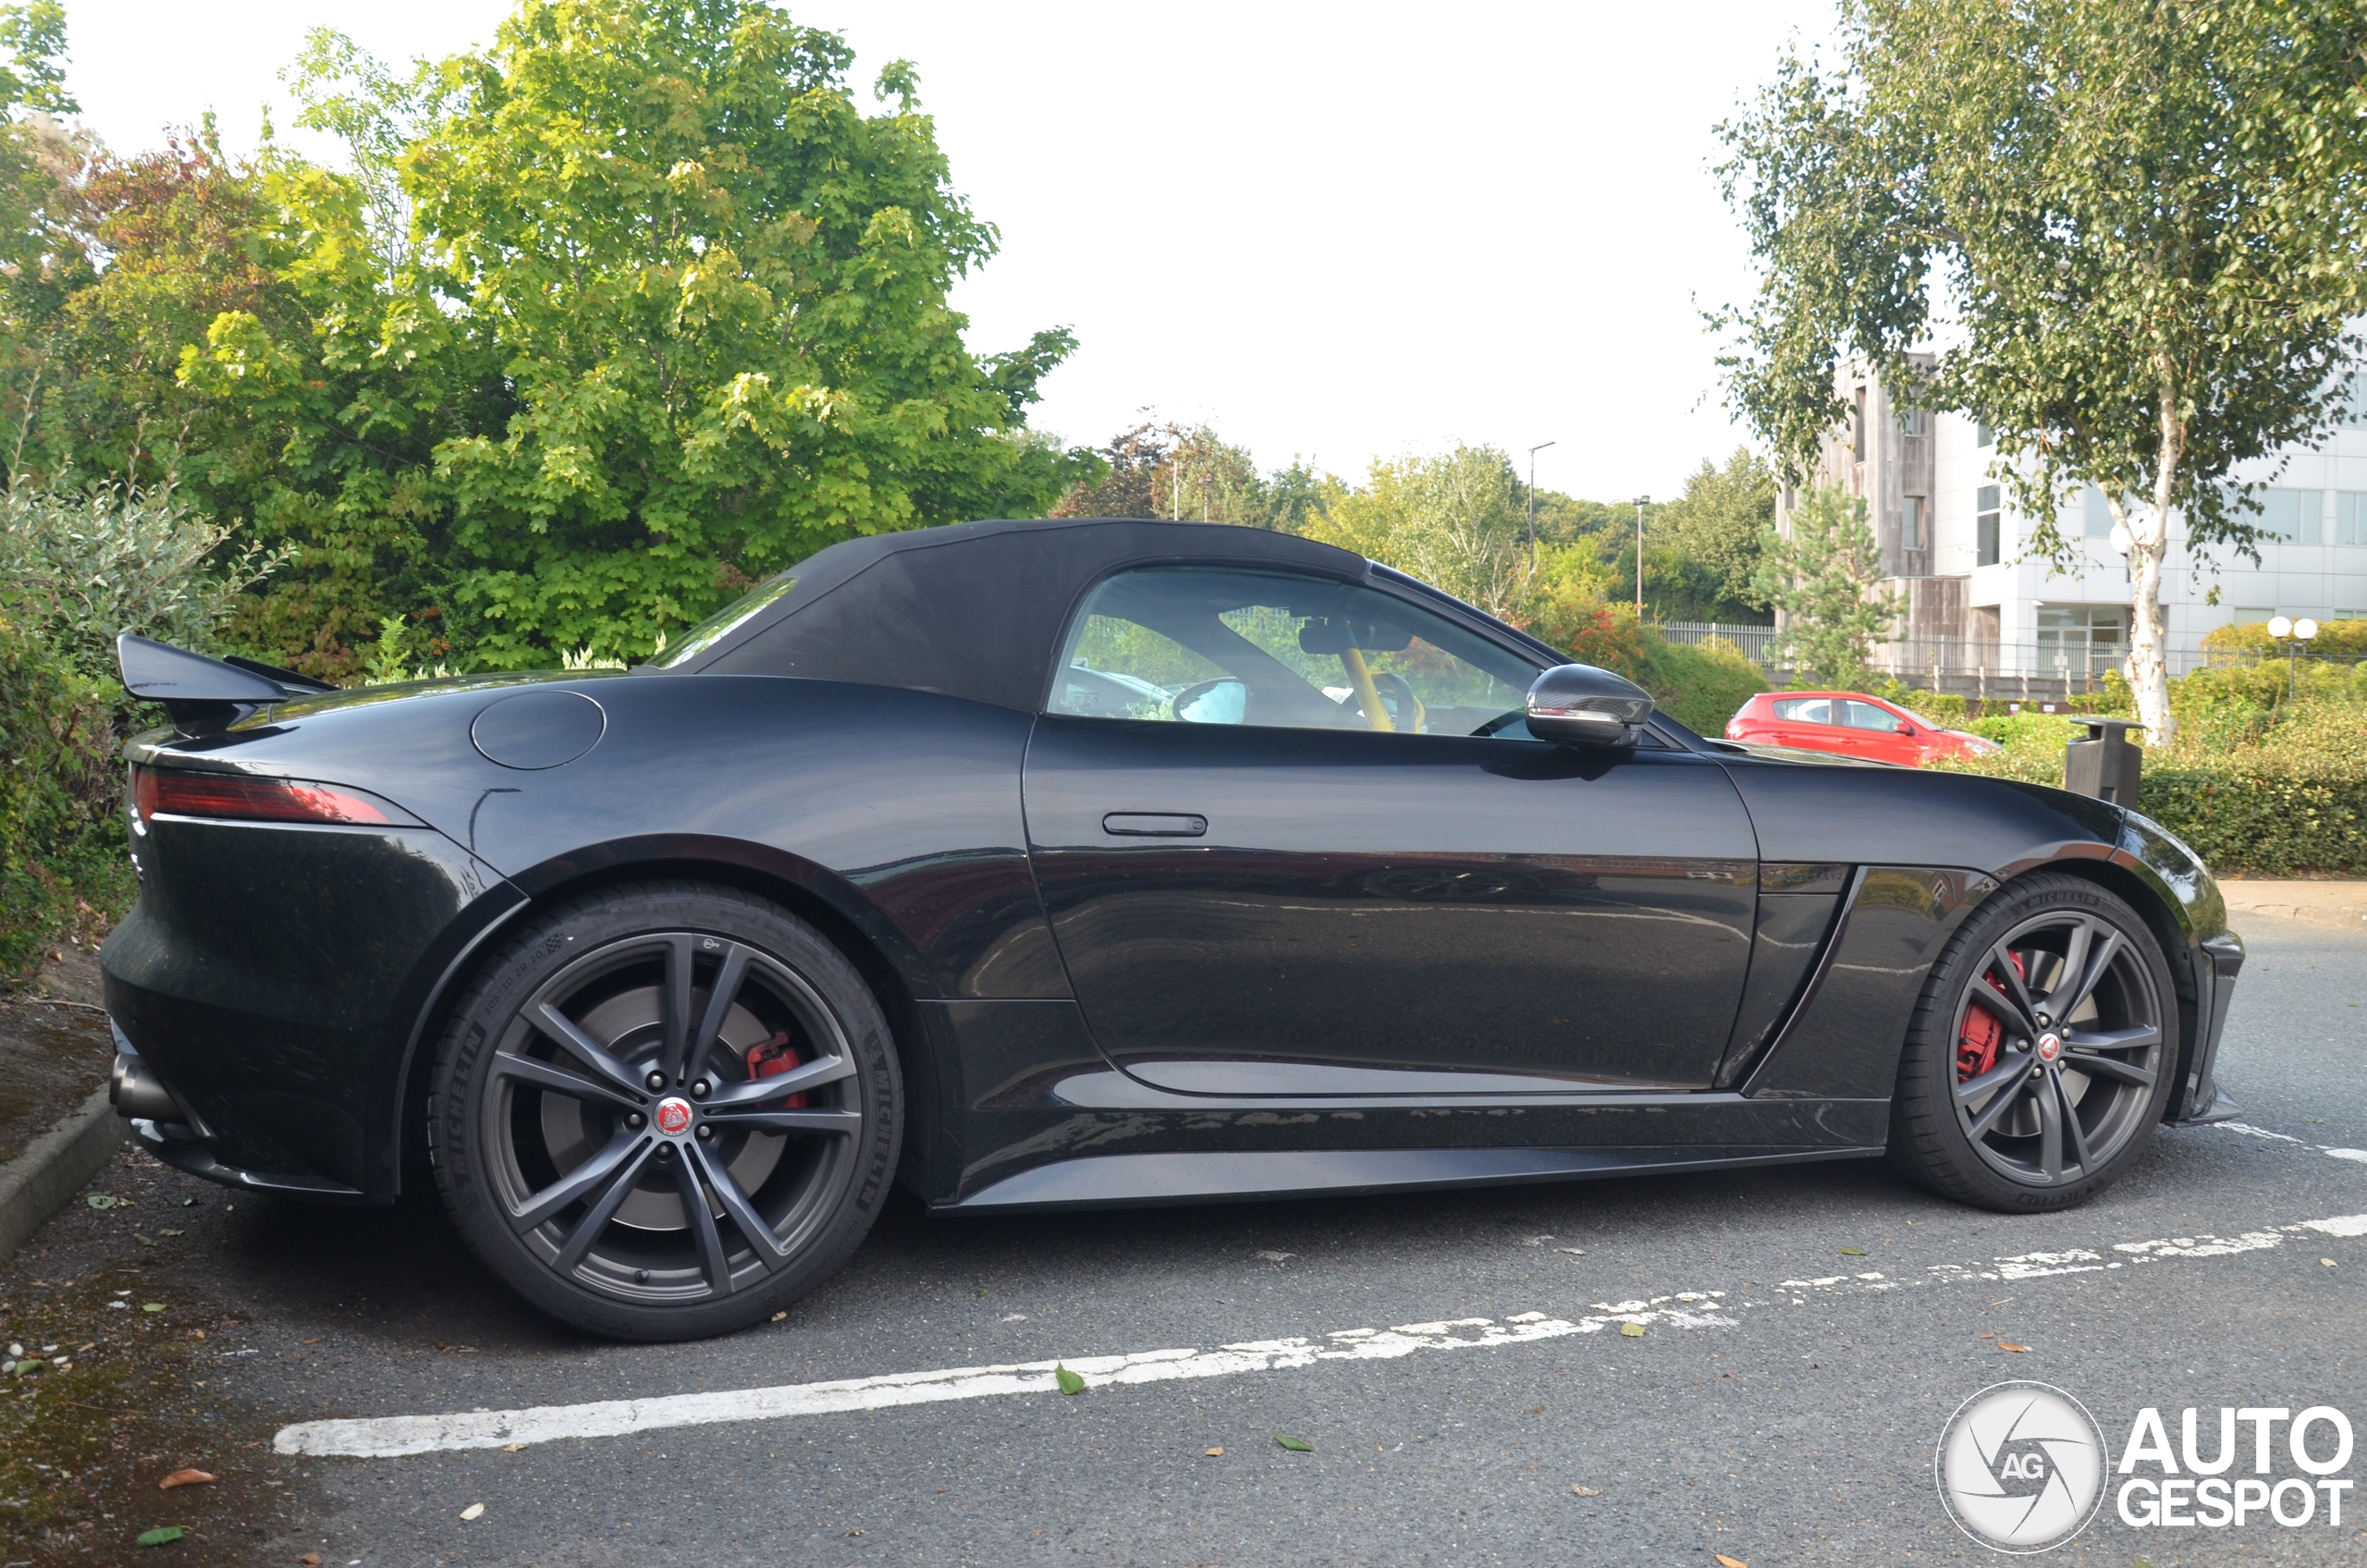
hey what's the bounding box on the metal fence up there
[1653,621,1777,663]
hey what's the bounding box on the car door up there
[1023,564,1760,1095]
[1766,694,1834,752]
[1839,699,1918,765]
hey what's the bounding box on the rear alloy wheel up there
[1888,875,2176,1212]
[431,884,901,1340]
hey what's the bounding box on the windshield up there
[648,574,798,668]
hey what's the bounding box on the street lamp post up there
[2266,614,2320,701]
[1633,496,1651,617]
[1525,441,1555,579]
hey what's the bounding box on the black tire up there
[1887,873,2177,1212]
[429,882,901,1340]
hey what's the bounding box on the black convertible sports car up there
[102,517,2244,1340]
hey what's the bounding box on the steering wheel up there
[1369,671,1425,733]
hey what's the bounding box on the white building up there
[1779,360,2367,694]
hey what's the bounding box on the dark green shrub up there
[0,613,129,985]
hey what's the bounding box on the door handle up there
[1101,812,1208,838]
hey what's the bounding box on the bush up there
[1936,673,2367,876]
[0,482,286,986]
[0,613,129,985]
[0,482,289,679]
[1638,636,1770,735]
[2201,617,2367,657]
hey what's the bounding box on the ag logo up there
[1936,1380,2108,1552]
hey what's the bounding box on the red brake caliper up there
[1956,953,2026,1084]
[743,1031,808,1109]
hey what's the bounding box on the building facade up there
[1777,359,2367,694]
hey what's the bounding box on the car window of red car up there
[1770,697,1834,725]
[1841,700,1903,730]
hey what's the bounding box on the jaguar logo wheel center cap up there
[655,1096,693,1136]
[2036,1033,2063,1063]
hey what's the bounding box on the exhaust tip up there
[110,1049,185,1123]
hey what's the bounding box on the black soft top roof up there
[670,517,1380,711]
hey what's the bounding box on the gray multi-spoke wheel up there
[430,883,901,1340]
[1888,875,2176,1212]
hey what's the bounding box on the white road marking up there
[273,1297,1735,1459]
[274,1205,2367,1461]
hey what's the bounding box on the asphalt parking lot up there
[3,912,2363,1567]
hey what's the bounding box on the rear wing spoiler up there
[117,633,337,733]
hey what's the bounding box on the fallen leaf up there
[2324,1258,2338,1268]
[161,1229,184,1237]
[300,1556,322,1567]
[1203,1447,1223,1457]
[460,1502,485,1521]
[86,1194,117,1209]
[1978,1333,1996,1340]
[1716,1556,1748,1568]
[2000,1342,2030,1353]
[503,1442,527,1452]
[1619,1321,1646,1338]
[1273,1434,1313,1452]
[845,1529,864,1537]
[300,1338,321,1346]
[1528,1405,1546,1415]
[1556,1246,1585,1256]
[135,1234,156,1247]
[1837,1246,1866,1256]
[158,1469,215,1490]
[191,1329,203,1341]
[134,1525,184,1547]
[1570,1484,1601,1497]
[142,1303,166,1313]
[1054,1364,1085,1395]
[771,1311,787,1321]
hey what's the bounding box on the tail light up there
[131,766,421,828]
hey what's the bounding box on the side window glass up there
[1843,700,1899,731]
[1048,566,1540,736]
[1772,697,1833,725]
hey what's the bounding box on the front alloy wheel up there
[1890,875,2176,1211]
[432,884,900,1340]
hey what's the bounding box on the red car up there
[1723,690,2000,766]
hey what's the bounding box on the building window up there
[2249,488,2321,544]
[1853,387,1867,459]
[1903,496,1925,551]
[1900,408,1930,436]
[2081,485,2117,538]
[2338,492,2366,546]
[2344,373,2367,430]
[2038,606,2124,678]
[2232,607,2275,626]
[1976,484,2002,566]
[1977,421,1995,448]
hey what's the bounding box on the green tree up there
[1311,446,1527,618]
[396,0,1085,664]
[1751,484,1899,689]
[1714,0,2367,741]
[1654,447,1773,619]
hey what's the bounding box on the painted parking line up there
[275,1204,2367,1461]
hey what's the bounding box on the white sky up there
[61,0,1840,501]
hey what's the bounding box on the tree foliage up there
[1306,446,1527,619]
[0,0,1088,675]
[1751,484,1899,688]
[1715,0,2367,739]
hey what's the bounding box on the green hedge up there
[0,614,129,984]
[1935,698,2367,876]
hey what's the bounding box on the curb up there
[0,1085,124,1268]
[2221,881,2367,935]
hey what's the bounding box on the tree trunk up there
[2125,375,2186,746]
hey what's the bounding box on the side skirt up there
[943,1143,1885,1214]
